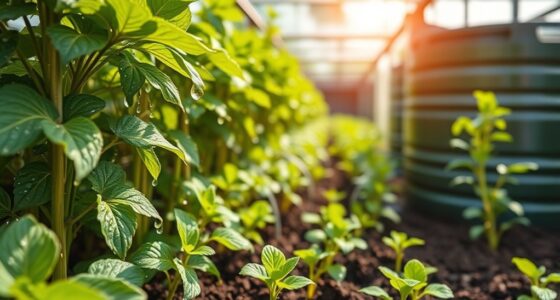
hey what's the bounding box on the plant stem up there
[396,251,403,273]
[40,1,67,279]
[166,254,189,300]
[476,165,498,250]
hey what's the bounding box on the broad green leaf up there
[531,286,557,300]
[73,0,154,38]
[360,286,392,300]
[73,274,146,300]
[174,209,199,253]
[136,148,161,181]
[117,53,146,102]
[169,130,200,167]
[187,255,221,279]
[113,115,186,163]
[379,266,401,282]
[13,162,51,211]
[210,227,253,251]
[0,215,60,297]
[327,264,346,282]
[143,17,210,55]
[147,0,193,29]
[0,84,57,156]
[173,258,200,300]
[512,257,541,278]
[88,259,146,286]
[37,280,105,300]
[42,117,103,181]
[63,94,106,121]
[190,245,215,256]
[294,247,322,266]
[277,275,314,290]
[97,201,137,259]
[271,257,299,281]
[138,43,199,85]
[197,186,216,215]
[0,2,36,21]
[207,49,243,78]
[130,241,175,272]
[261,245,285,274]
[404,260,427,283]
[0,188,10,219]
[245,88,271,108]
[46,24,107,64]
[239,263,268,281]
[135,60,183,109]
[422,283,454,299]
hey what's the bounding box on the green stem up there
[476,165,498,250]
[166,254,189,300]
[41,1,67,279]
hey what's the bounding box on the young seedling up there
[132,208,252,300]
[512,257,560,300]
[298,203,367,299]
[382,231,425,273]
[360,259,453,300]
[240,245,314,300]
[448,90,537,250]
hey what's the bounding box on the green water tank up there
[390,65,404,165]
[403,23,560,228]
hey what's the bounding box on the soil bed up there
[146,167,560,300]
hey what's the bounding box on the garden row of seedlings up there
[0,1,557,300]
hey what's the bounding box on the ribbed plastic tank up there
[403,23,560,228]
[390,65,404,165]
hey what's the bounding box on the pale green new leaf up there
[13,162,51,211]
[88,259,146,286]
[277,275,314,290]
[37,280,105,300]
[136,148,161,181]
[173,258,201,300]
[360,286,392,300]
[404,260,427,283]
[0,215,60,297]
[327,264,346,282]
[73,274,147,300]
[42,117,103,181]
[0,84,57,156]
[187,255,221,279]
[174,209,199,253]
[261,245,286,274]
[271,257,299,281]
[210,227,253,251]
[207,49,243,78]
[531,286,557,300]
[422,283,454,299]
[239,263,268,281]
[46,24,108,64]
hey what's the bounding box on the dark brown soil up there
[145,166,560,300]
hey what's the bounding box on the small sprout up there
[382,231,425,273]
[447,90,536,250]
[240,245,314,300]
[360,259,453,300]
[322,189,346,202]
[512,257,560,300]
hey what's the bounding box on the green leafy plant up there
[131,208,252,300]
[240,245,314,300]
[447,90,537,250]
[360,259,453,300]
[297,203,367,299]
[329,116,399,233]
[512,257,560,300]
[0,215,146,299]
[382,231,425,273]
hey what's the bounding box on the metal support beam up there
[283,33,391,40]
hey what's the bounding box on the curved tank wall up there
[390,65,404,165]
[403,23,560,228]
